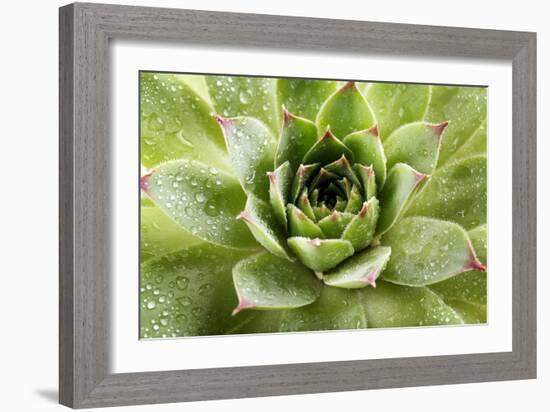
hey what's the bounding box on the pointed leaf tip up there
[341,81,356,90]
[309,238,322,246]
[321,127,336,140]
[212,113,232,128]
[467,247,487,272]
[365,271,378,287]
[267,171,277,184]
[337,154,350,167]
[140,171,153,193]
[358,201,370,217]
[415,170,428,184]
[237,210,252,222]
[428,121,449,139]
[282,106,292,124]
[232,299,253,315]
[368,123,379,137]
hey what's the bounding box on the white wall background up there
[0,0,546,411]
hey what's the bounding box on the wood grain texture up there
[59,2,537,408]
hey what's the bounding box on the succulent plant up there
[140,73,487,338]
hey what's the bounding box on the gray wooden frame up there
[59,2,537,408]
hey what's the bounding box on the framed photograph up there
[59,2,536,408]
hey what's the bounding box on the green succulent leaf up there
[428,224,487,323]
[344,185,364,214]
[276,78,338,121]
[140,243,254,338]
[232,252,321,313]
[451,122,487,162]
[268,161,292,227]
[365,83,431,141]
[384,121,448,175]
[313,204,331,221]
[302,129,354,165]
[142,159,257,249]
[140,201,202,262]
[276,110,318,172]
[343,126,387,187]
[376,163,427,236]
[359,280,464,327]
[317,212,355,239]
[230,286,367,333]
[215,115,276,201]
[287,237,355,273]
[424,85,487,167]
[406,155,486,230]
[174,74,213,105]
[342,198,380,251]
[240,195,293,261]
[316,82,376,139]
[297,189,317,221]
[287,204,325,238]
[334,197,347,212]
[206,75,279,134]
[381,217,485,286]
[278,286,368,331]
[323,246,392,289]
[354,165,377,200]
[140,73,230,170]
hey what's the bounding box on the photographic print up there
[139,73,487,339]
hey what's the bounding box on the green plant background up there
[139,73,487,339]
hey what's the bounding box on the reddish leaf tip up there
[364,270,379,288]
[237,211,252,222]
[359,164,375,178]
[467,247,487,272]
[282,106,293,124]
[427,121,449,139]
[340,81,356,91]
[338,154,350,167]
[367,123,379,137]
[358,201,370,218]
[232,299,254,315]
[329,212,341,222]
[414,171,428,185]
[140,171,153,193]
[308,238,322,247]
[267,171,277,184]
[321,128,336,140]
[212,113,232,128]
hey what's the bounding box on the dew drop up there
[178,296,192,307]
[191,307,203,318]
[199,283,214,296]
[176,276,189,291]
[239,91,251,104]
